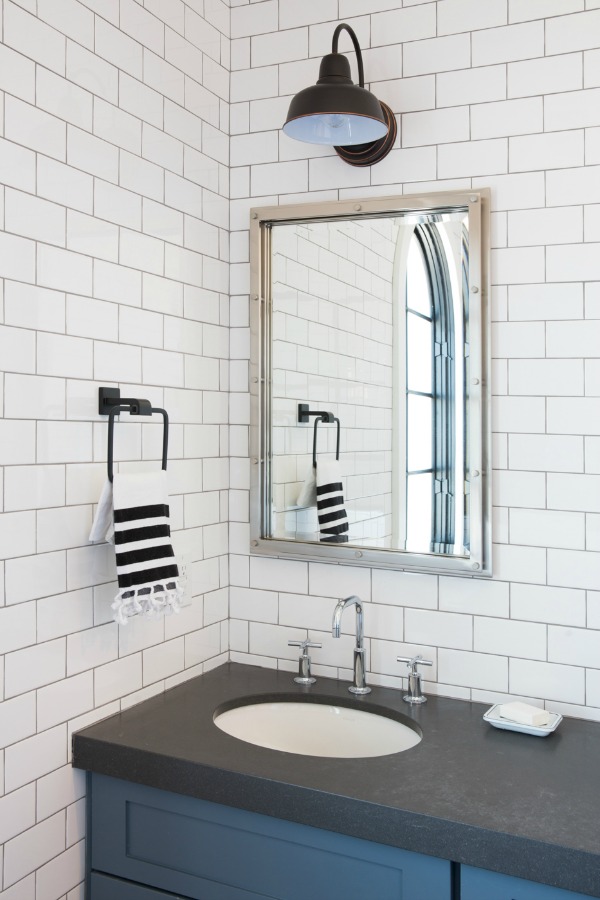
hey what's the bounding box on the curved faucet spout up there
[331,595,370,694]
[332,595,364,649]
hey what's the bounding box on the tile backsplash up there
[1,0,600,896]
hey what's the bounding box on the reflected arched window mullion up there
[404,233,434,553]
[461,222,470,552]
[405,224,456,554]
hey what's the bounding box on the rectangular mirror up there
[249,190,491,576]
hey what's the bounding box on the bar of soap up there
[497,701,551,727]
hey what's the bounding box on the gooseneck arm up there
[331,24,364,88]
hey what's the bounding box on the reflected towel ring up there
[313,415,340,468]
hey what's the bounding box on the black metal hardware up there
[313,416,340,467]
[297,403,334,424]
[98,387,169,483]
[99,387,153,417]
[298,404,340,467]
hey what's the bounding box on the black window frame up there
[405,223,456,554]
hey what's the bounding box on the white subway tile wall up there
[2,0,600,895]
[0,0,230,895]
[228,0,600,742]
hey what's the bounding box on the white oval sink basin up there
[214,700,421,758]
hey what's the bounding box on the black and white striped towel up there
[315,459,349,543]
[89,471,182,625]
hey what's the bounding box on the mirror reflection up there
[269,208,470,557]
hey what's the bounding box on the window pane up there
[407,393,432,472]
[406,235,432,316]
[407,312,432,394]
[406,473,432,552]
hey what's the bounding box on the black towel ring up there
[99,387,169,483]
[107,405,169,483]
[313,415,340,468]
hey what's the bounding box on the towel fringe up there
[112,580,183,626]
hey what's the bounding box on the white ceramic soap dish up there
[483,704,562,737]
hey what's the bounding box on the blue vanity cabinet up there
[89,774,451,900]
[461,865,594,900]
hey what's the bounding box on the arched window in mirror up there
[461,224,470,554]
[404,230,435,553]
[402,221,465,555]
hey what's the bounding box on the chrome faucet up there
[332,595,371,695]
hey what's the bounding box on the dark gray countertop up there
[72,662,600,897]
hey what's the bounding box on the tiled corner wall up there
[3,0,600,895]
[228,0,600,721]
[271,218,395,546]
[0,0,230,896]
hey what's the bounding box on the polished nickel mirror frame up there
[249,189,491,576]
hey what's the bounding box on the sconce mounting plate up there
[334,101,397,167]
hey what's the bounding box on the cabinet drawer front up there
[91,774,450,900]
[461,866,595,900]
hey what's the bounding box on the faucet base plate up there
[294,676,316,685]
[403,694,427,704]
[349,686,371,695]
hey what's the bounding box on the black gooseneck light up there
[282,23,397,167]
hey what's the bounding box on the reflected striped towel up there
[89,471,182,625]
[316,459,349,543]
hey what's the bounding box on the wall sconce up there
[282,23,396,167]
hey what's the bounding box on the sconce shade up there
[283,52,388,147]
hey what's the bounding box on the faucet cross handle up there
[288,639,321,651]
[397,655,433,673]
[288,639,322,685]
[397,655,433,705]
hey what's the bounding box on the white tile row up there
[230,611,600,707]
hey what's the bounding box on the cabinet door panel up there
[462,865,595,900]
[91,774,451,900]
